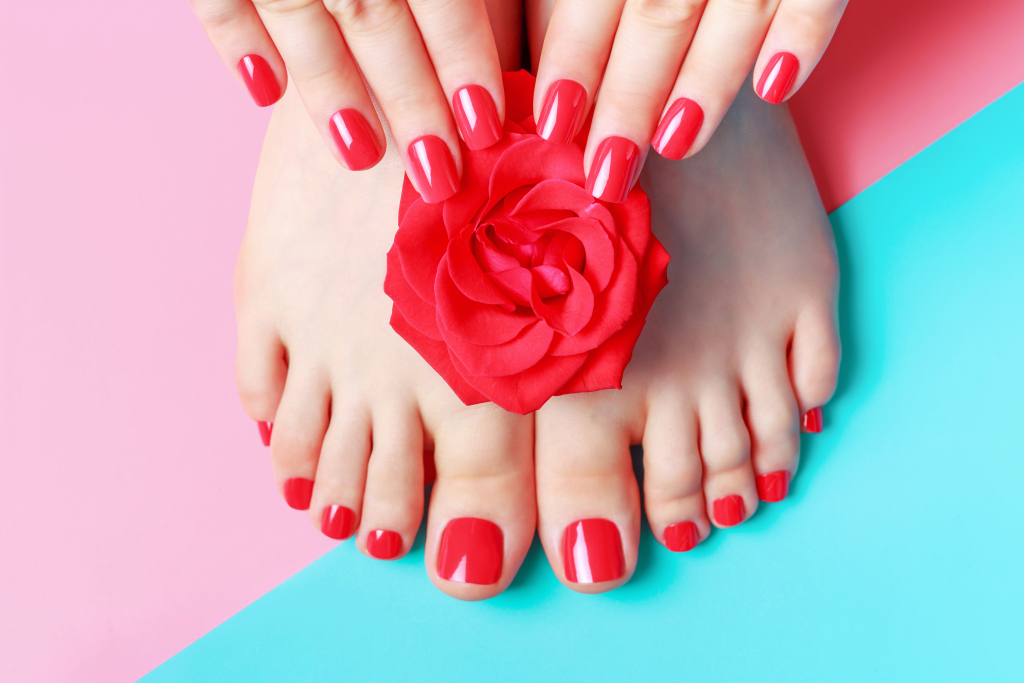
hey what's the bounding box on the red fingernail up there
[453,85,502,150]
[437,518,503,584]
[537,79,587,144]
[756,52,800,104]
[802,406,823,433]
[713,495,746,527]
[586,136,640,203]
[257,421,272,446]
[756,471,790,503]
[423,449,436,487]
[282,477,314,510]
[366,529,403,560]
[237,54,281,108]
[663,521,700,553]
[407,136,459,203]
[330,109,383,171]
[562,518,625,584]
[320,504,355,540]
[652,98,704,160]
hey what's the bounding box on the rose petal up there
[442,137,515,236]
[449,350,588,415]
[384,244,442,340]
[513,178,595,215]
[557,300,645,395]
[485,137,585,217]
[543,233,584,273]
[396,200,447,306]
[638,234,671,313]
[398,176,420,224]
[532,264,570,296]
[544,217,616,292]
[435,254,535,344]
[487,267,533,306]
[531,265,594,337]
[447,239,515,310]
[606,190,652,260]
[390,307,487,406]
[442,319,555,377]
[473,231,522,273]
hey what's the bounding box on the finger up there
[251,0,386,171]
[753,0,848,103]
[190,0,287,107]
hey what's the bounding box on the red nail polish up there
[407,136,459,203]
[652,98,704,160]
[237,54,281,108]
[452,85,502,150]
[562,518,625,583]
[663,521,700,553]
[437,518,503,584]
[366,529,403,560]
[537,80,587,144]
[423,449,436,487]
[257,421,272,446]
[586,136,640,203]
[320,504,355,540]
[756,471,789,503]
[713,495,745,527]
[802,406,823,433]
[330,109,383,171]
[282,477,314,511]
[756,52,800,104]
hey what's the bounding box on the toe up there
[307,395,372,539]
[269,366,331,511]
[790,305,841,430]
[698,385,758,528]
[742,349,801,503]
[235,316,287,444]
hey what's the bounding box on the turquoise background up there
[146,83,1024,682]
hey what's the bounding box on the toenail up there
[663,521,700,552]
[712,496,746,527]
[257,421,272,446]
[801,407,823,433]
[562,519,625,584]
[320,505,356,540]
[282,477,314,510]
[366,529,403,560]
[756,471,790,503]
[437,518,503,585]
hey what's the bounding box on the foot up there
[532,84,841,592]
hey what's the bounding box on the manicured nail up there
[366,529,403,560]
[237,54,281,107]
[663,521,700,553]
[407,136,459,203]
[423,449,436,487]
[537,79,587,144]
[452,85,502,150]
[652,98,704,160]
[257,421,272,446]
[756,471,790,503]
[713,495,746,527]
[437,518,503,584]
[562,518,625,584]
[586,136,640,203]
[320,505,355,540]
[756,52,800,104]
[329,109,383,171]
[802,406,823,433]
[282,477,314,510]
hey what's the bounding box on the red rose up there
[385,71,670,415]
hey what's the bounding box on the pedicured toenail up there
[257,421,272,446]
[366,530,403,560]
[663,521,700,552]
[713,496,746,527]
[802,407,823,433]
[320,505,355,540]
[282,477,314,511]
[562,519,625,584]
[437,518,503,585]
[756,471,790,503]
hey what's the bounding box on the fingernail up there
[663,521,700,553]
[562,518,625,584]
[756,52,800,104]
[407,136,459,203]
[257,421,272,446]
[329,109,383,171]
[437,518,503,584]
[537,79,587,144]
[366,529,403,560]
[756,471,790,503]
[453,85,502,150]
[237,54,281,108]
[282,477,314,510]
[320,504,355,540]
[652,98,704,160]
[586,136,640,203]
[802,406,823,433]
[713,495,746,527]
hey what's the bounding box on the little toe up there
[790,305,841,432]
[698,386,758,528]
[268,366,331,511]
[235,317,287,445]
[307,395,372,540]
[742,349,801,503]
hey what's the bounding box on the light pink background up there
[0,1,1021,682]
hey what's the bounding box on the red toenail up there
[257,421,272,446]
[756,471,790,503]
[664,521,700,553]
[366,530,403,559]
[320,505,355,540]
[282,478,314,510]
[713,495,746,527]
[562,518,625,583]
[802,407,823,433]
[437,518,503,585]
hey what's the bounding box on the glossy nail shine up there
[320,504,355,540]
[437,517,503,585]
[757,52,800,104]
[329,109,383,171]
[537,80,587,144]
[652,98,704,160]
[453,85,502,150]
[257,421,272,446]
[562,518,625,583]
[664,521,700,553]
[366,530,403,560]
[407,135,459,204]
[586,136,640,203]
[237,54,281,108]
[282,477,314,511]
[756,471,789,503]
[802,406,823,433]
[713,495,746,527]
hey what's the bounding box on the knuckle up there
[629,0,705,29]
[719,0,775,16]
[327,0,405,35]
[252,0,319,15]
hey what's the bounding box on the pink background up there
[0,1,1021,681]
